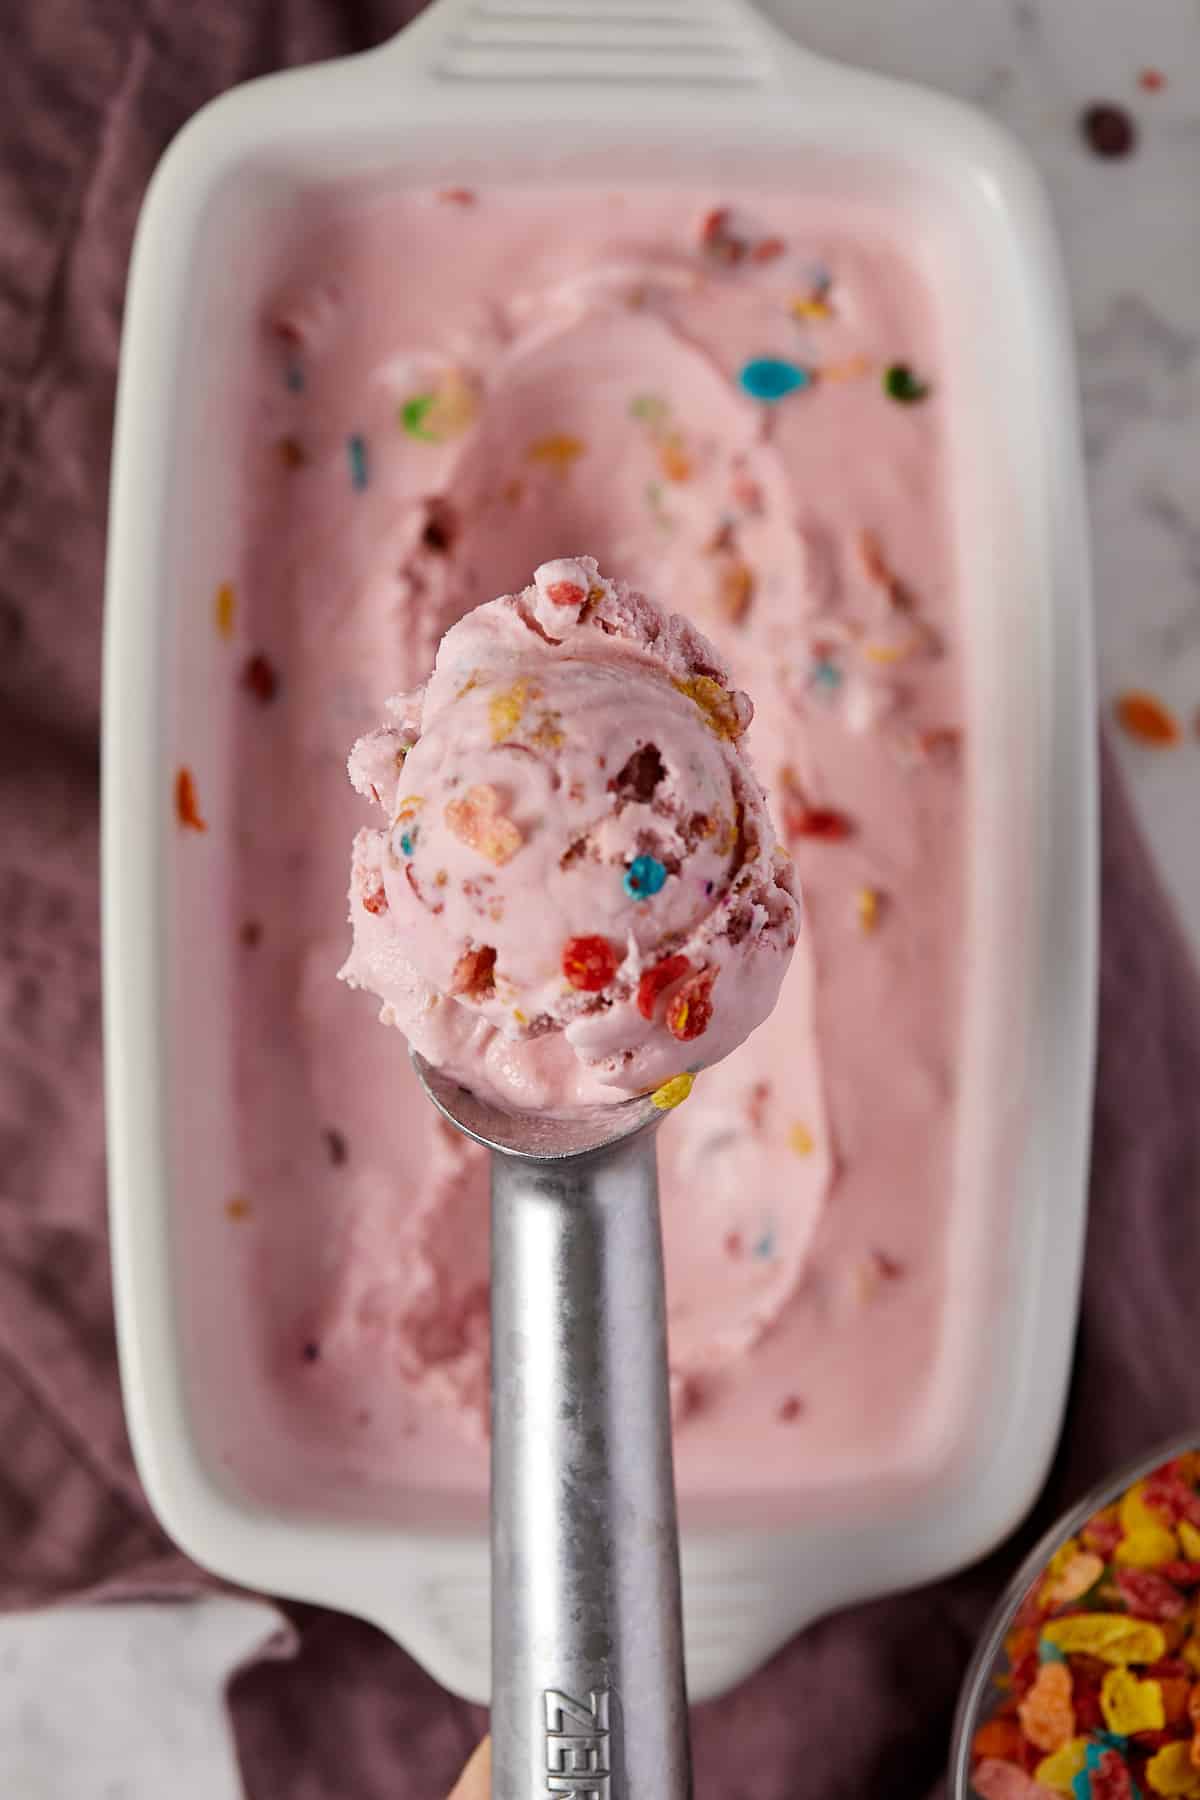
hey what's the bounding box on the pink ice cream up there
[208,183,965,1508]
[340,556,799,1113]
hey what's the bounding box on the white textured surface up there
[16,1,1197,1795]
[0,1601,280,1800]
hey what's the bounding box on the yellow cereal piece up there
[790,295,833,321]
[1183,1635,1200,1676]
[856,887,881,933]
[1041,1614,1166,1665]
[488,679,533,744]
[1035,1738,1089,1795]
[652,1072,695,1112]
[1115,1523,1180,1567]
[422,368,479,441]
[788,1122,814,1156]
[511,1009,528,1026]
[1178,1519,1200,1561]
[1146,1741,1200,1797]
[394,794,424,825]
[1100,1666,1165,1735]
[526,433,587,473]
[672,675,747,741]
[215,581,236,639]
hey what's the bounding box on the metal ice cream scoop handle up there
[412,1053,692,1800]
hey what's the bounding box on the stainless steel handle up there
[490,1127,691,1799]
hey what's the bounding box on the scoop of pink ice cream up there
[340,557,799,1112]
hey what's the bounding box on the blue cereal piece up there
[738,357,813,402]
[348,433,369,490]
[623,854,667,901]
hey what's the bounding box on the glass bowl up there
[949,1431,1200,1798]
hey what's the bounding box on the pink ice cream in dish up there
[341,556,799,1114]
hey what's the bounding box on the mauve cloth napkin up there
[2,4,1199,1796]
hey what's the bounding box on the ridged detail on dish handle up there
[416,0,779,87]
[412,1565,794,1705]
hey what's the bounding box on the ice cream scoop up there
[344,561,799,1798]
[340,556,799,1114]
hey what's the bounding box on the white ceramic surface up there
[101,0,1095,1713]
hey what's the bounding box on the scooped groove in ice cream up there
[340,557,800,1113]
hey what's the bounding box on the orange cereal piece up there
[1115,690,1181,746]
[1018,1660,1075,1753]
[444,785,522,866]
[175,766,207,832]
[972,1716,1024,1762]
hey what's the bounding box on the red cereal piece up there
[545,580,586,607]
[778,1395,804,1422]
[724,1231,744,1258]
[438,187,477,205]
[636,953,692,1021]
[1144,1472,1200,1529]
[1009,1651,1041,1700]
[562,935,619,992]
[750,236,786,263]
[175,766,207,831]
[665,966,717,1042]
[1139,68,1166,92]
[1160,1562,1200,1587]
[361,881,388,916]
[784,805,854,841]
[1089,1748,1136,1800]
[1117,1567,1188,1621]
[1073,1678,1104,1733]
[1083,1508,1125,1558]
[698,207,744,264]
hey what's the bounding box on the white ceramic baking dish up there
[103,0,1096,1706]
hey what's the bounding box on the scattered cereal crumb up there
[276,436,306,469]
[322,1128,348,1167]
[778,1395,805,1423]
[1138,68,1166,93]
[242,652,280,704]
[883,363,930,404]
[225,1195,252,1222]
[301,1341,321,1364]
[1115,689,1180,745]
[215,582,236,640]
[175,767,207,832]
[438,187,476,205]
[724,1230,744,1258]
[787,1122,814,1156]
[1081,102,1137,157]
[673,674,749,740]
[526,434,586,473]
[652,1072,695,1111]
[856,886,883,932]
[716,559,754,625]
[239,920,263,948]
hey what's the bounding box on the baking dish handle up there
[371,0,819,92]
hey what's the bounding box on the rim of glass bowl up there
[948,1428,1200,1799]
